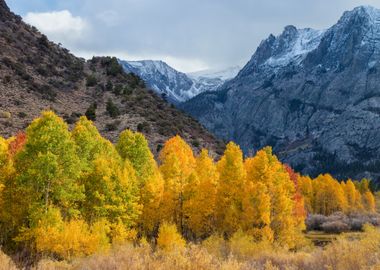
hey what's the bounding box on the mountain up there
[182,6,380,182]
[119,60,239,103]
[0,0,224,156]
[187,66,241,95]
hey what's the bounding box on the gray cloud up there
[7,0,380,72]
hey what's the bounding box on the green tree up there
[72,118,141,229]
[116,129,164,236]
[116,129,155,184]
[15,111,83,218]
[106,99,120,118]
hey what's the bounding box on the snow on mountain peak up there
[350,5,380,20]
[120,59,240,103]
[188,66,241,81]
[265,27,325,68]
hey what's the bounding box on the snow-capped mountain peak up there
[264,27,325,68]
[120,59,241,103]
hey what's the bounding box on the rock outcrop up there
[182,6,380,181]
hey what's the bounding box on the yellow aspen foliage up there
[215,142,246,237]
[243,157,273,242]
[72,116,118,172]
[110,219,137,245]
[139,170,164,236]
[82,155,141,228]
[363,191,376,212]
[184,149,219,239]
[228,229,272,259]
[0,137,10,186]
[245,147,300,248]
[299,175,314,214]
[159,136,195,232]
[14,111,84,217]
[356,178,371,193]
[116,129,164,237]
[19,208,110,260]
[156,222,186,252]
[0,137,8,169]
[343,180,363,212]
[36,220,110,260]
[313,174,347,215]
[116,129,156,184]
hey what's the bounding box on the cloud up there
[13,0,380,72]
[73,50,209,73]
[24,10,88,44]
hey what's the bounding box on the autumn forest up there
[0,111,378,269]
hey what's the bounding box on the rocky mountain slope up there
[182,6,380,181]
[120,60,239,103]
[0,0,224,156]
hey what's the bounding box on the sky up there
[6,0,380,72]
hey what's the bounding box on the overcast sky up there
[6,0,380,72]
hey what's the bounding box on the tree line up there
[0,111,375,259]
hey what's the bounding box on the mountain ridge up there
[120,59,239,103]
[182,5,380,182]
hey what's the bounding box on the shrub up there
[137,122,151,133]
[65,112,81,125]
[0,111,11,119]
[37,35,49,49]
[106,57,123,76]
[3,75,11,84]
[106,99,120,118]
[157,222,186,252]
[156,144,163,153]
[191,139,200,148]
[105,80,113,91]
[321,221,349,234]
[85,103,97,121]
[113,84,123,95]
[105,121,121,131]
[229,230,256,259]
[86,75,97,87]
[17,112,27,118]
[35,219,110,260]
[202,234,227,258]
[123,86,133,96]
[306,214,327,231]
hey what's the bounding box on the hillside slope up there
[0,0,224,156]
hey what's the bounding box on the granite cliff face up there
[182,6,380,181]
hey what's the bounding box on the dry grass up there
[0,251,18,270]
[18,225,380,270]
